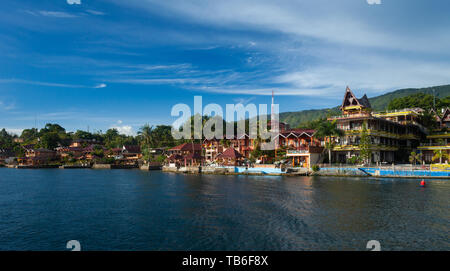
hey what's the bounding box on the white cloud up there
[111,124,134,136]
[120,0,450,53]
[0,79,109,89]
[5,128,23,136]
[38,11,78,18]
[94,83,107,88]
[0,100,15,111]
[367,0,381,5]
[67,0,81,5]
[86,10,105,16]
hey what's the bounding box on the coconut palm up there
[315,120,343,166]
[432,139,448,164]
[409,151,422,166]
[138,124,154,162]
[433,149,448,164]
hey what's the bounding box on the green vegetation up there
[387,93,450,110]
[311,165,320,172]
[418,110,439,131]
[359,123,372,165]
[314,120,343,165]
[280,108,340,129]
[432,139,449,164]
[0,122,179,159]
[409,151,422,166]
[347,156,361,165]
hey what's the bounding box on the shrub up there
[347,156,360,165]
[311,165,320,172]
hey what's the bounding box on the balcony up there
[286,145,324,155]
[328,113,372,120]
[286,149,310,155]
[420,143,450,147]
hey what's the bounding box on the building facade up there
[328,87,425,163]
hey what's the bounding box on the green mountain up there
[280,84,450,128]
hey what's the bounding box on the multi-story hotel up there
[328,87,426,163]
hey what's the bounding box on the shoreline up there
[1,164,449,179]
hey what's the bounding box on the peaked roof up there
[169,143,202,151]
[216,148,243,159]
[441,108,450,122]
[123,145,141,153]
[341,86,372,109]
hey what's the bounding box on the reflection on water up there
[0,169,448,251]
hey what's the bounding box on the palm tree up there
[432,139,448,164]
[315,120,343,166]
[409,151,422,166]
[433,149,448,164]
[138,124,154,163]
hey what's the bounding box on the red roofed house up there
[168,143,203,167]
[215,147,244,166]
[18,148,57,166]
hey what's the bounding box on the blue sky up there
[1,0,450,135]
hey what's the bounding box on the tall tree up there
[432,139,448,164]
[359,123,372,165]
[138,124,154,162]
[409,151,422,166]
[315,120,343,165]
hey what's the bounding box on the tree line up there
[0,123,178,158]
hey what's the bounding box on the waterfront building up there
[203,138,223,162]
[418,131,450,164]
[215,147,244,166]
[18,148,56,166]
[328,87,426,163]
[120,145,142,165]
[418,108,450,164]
[228,134,254,159]
[81,144,107,161]
[278,129,324,167]
[168,143,203,166]
[203,134,255,162]
[0,148,15,164]
[57,146,85,159]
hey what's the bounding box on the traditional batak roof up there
[441,108,450,122]
[22,144,36,150]
[341,86,372,109]
[216,148,244,159]
[169,143,202,152]
[123,145,141,154]
[276,129,316,138]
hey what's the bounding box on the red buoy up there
[420,180,426,187]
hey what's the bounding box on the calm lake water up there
[0,168,448,251]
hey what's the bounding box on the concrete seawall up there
[92,164,111,169]
[315,167,450,179]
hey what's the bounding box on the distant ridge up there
[280,84,450,128]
